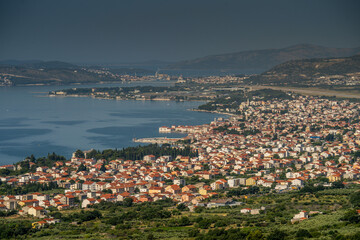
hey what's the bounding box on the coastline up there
[189,108,237,117]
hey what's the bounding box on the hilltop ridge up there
[167,44,360,72]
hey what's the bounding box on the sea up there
[0,81,225,165]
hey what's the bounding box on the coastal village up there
[1,94,360,227]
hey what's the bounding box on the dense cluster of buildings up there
[0,95,359,219]
[313,72,360,86]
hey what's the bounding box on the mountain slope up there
[247,54,360,85]
[0,60,157,86]
[167,44,360,72]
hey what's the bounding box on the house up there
[207,199,242,208]
[199,185,212,196]
[81,198,97,208]
[211,180,227,190]
[181,193,195,202]
[241,208,251,214]
[328,173,342,182]
[291,179,304,187]
[0,204,7,211]
[144,155,156,162]
[292,211,309,224]
[82,181,96,191]
[19,199,39,207]
[149,187,164,194]
[165,185,181,194]
[182,185,197,193]
[246,177,257,186]
[95,182,109,191]
[174,179,186,186]
[251,209,261,215]
[28,206,46,218]
[227,178,245,188]
[4,196,18,210]
[43,218,61,224]
[138,195,153,202]
[0,165,16,171]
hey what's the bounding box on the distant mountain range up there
[247,54,360,85]
[166,44,360,72]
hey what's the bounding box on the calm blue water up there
[0,82,224,164]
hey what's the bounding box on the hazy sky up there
[1,0,359,63]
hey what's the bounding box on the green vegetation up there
[1,185,359,239]
[84,144,198,161]
[0,153,66,177]
[0,181,62,195]
[248,55,360,86]
[198,89,292,112]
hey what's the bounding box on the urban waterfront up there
[0,82,224,164]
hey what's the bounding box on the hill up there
[0,61,155,86]
[20,60,79,69]
[0,66,111,86]
[247,54,360,86]
[167,44,360,72]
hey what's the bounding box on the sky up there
[0,0,359,63]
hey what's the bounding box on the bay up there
[0,82,224,164]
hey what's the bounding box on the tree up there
[188,229,200,237]
[29,154,36,161]
[195,206,205,213]
[100,163,106,172]
[146,233,154,240]
[123,198,133,207]
[246,230,264,240]
[178,216,191,226]
[50,211,62,219]
[332,181,344,189]
[354,151,360,160]
[197,218,212,229]
[349,191,360,207]
[0,169,11,176]
[176,203,188,211]
[77,163,87,172]
[295,229,312,238]
[341,209,360,224]
[267,229,287,240]
[74,149,85,158]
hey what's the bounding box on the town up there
[1,93,360,234]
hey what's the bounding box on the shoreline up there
[48,94,209,102]
[189,108,237,117]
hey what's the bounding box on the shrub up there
[295,229,312,238]
[267,229,287,240]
